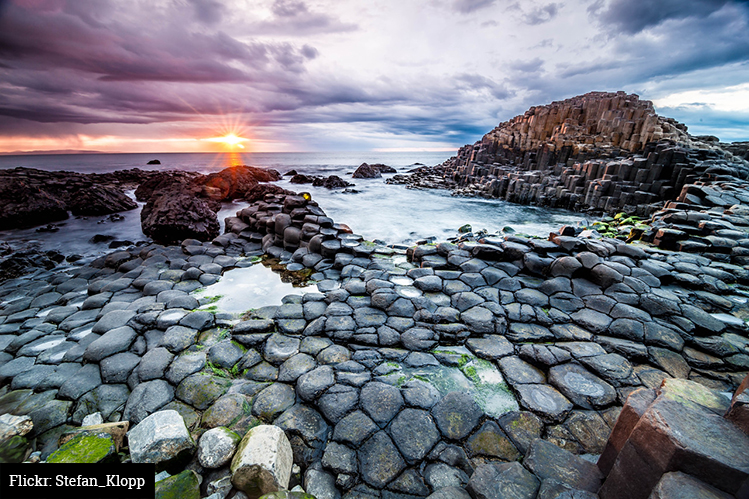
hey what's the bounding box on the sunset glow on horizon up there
[1,0,748,155]
[205,133,251,149]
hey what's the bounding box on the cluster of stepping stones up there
[0,189,748,499]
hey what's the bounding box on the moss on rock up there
[155,470,200,499]
[47,433,117,463]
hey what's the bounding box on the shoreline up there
[1,180,747,497]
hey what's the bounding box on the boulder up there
[352,163,383,179]
[231,425,294,498]
[128,410,196,471]
[141,191,220,244]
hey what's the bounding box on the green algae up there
[155,470,200,499]
[379,348,518,418]
[47,433,117,464]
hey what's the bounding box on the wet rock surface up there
[1,184,747,498]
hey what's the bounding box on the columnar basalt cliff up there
[389,91,749,216]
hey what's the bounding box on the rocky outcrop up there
[352,163,396,179]
[137,166,282,244]
[388,91,749,217]
[140,191,221,245]
[200,166,281,201]
[0,167,167,230]
[290,173,354,189]
[0,178,68,230]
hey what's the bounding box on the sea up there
[0,151,586,258]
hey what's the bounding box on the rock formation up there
[389,91,749,217]
[0,168,142,230]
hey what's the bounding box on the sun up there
[205,133,250,149]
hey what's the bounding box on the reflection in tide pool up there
[193,263,317,314]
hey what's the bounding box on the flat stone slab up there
[548,363,617,409]
[524,438,603,493]
[431,391,482,440]
[514,384,573,423]
[467,461,540,499]
[358,431,406,489]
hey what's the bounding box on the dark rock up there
[358,431,406,488]
[431,391,482,440]
[141,191,219,244]
[467,462,540,499]
[524,438,603,493]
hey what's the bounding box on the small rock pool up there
[192,261,318,316]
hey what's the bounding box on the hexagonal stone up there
[466,420,520,461]
[548,363,617,409]
[251,383,296,421]
[358,431,406,488]
[497,411,544,454]
[515,384,573,423]
[466,335,514,360]
[570,309,612,334]
[296,366,335,402]
[162,325,199,354]
[83,326,137,362]
[322,441,357,474]
[648,347,690,379]
[461,306,495,333]
[361,382,403,426]
[467,462,540,499]
[176,374,232,410]
[317,384,359,423]
[401,327,437,351]
[208,340,245,369]
[123,379,174,424]
[523,438,603,493]
[431,391,482,440]
[100,352,141,384]
[401,379,441,409]
[264,334,301,365]
[274,403,330,467]
[332,410,378,446]
[580,353,637,387]
[499,356,545,386]
[389,408,440,463]
[317,345,351,365]
[278,354,316,382]
[58,363,102,401]
[506,323,554,342]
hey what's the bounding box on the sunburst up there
[205,133,250,149]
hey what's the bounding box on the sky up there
[0,0,748,154]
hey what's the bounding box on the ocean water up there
[0,151,586,257]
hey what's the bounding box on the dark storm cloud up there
[590,0,748,34]
[0,0,343,127]
[559,4,749,84]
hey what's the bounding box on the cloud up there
[187,0,225,24]
[591,0,746,33]
[454,74,513,100]
[249,0,357,35]
[452,0,496,13]
[523,2,562,24]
